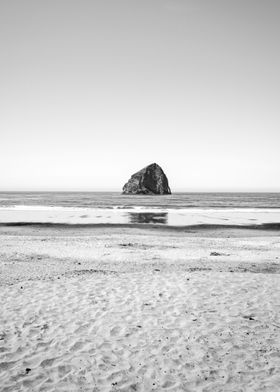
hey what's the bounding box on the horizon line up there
[0,189,280,193]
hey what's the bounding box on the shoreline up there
[1,221,280,232]
[1,206,280,228]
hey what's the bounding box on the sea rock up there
[122,163,171,195]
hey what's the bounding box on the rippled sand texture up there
[1,269,280,392]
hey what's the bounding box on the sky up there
[0,0,279,191]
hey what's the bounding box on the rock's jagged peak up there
[122,163,171,195]
[145,162,160,170]
[130,162,159,176]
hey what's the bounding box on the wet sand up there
[1,205,280,227]
[0,226,280,391]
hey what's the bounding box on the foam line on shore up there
[1,205,280,211]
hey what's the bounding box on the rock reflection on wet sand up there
[128,212,168,224]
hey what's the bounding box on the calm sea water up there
[0,192,280,209]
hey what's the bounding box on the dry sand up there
[0,226,280,391]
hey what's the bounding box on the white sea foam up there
[0,205,89,212]
[1,204,280,214]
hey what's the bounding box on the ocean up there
[0,192,280,227]
[1,192,280,209]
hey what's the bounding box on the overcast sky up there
[1,0,279,191]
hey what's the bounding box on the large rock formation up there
[122,163,171,195]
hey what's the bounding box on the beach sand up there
[0,226,280,391]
